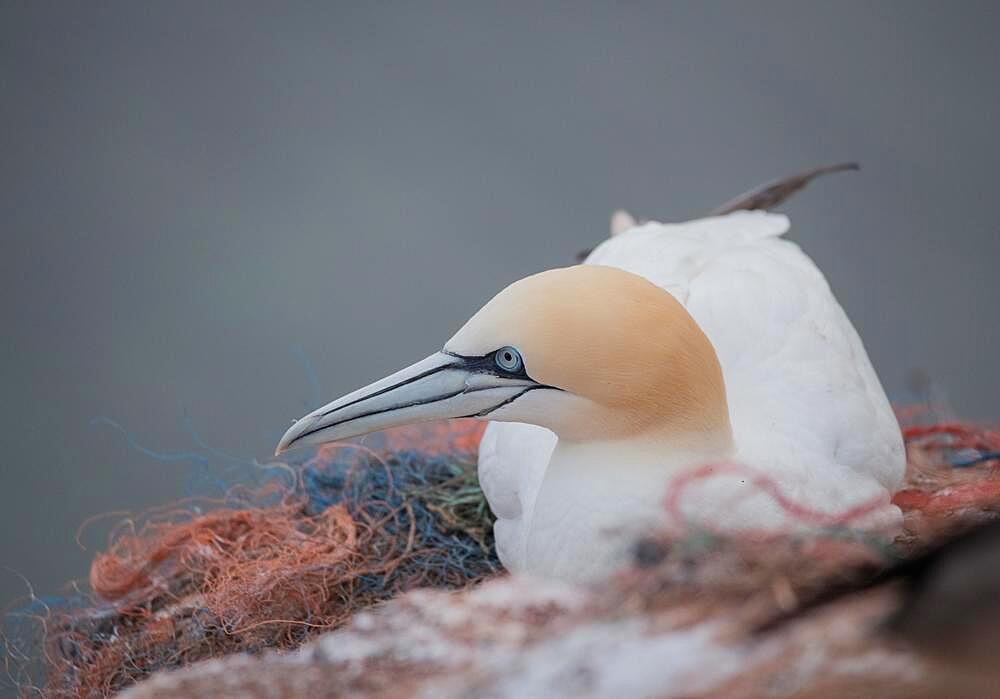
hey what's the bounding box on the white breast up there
[478,420,556,572]
[480,211,905,576]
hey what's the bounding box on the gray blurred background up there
[2,1,998,619]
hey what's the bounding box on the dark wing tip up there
[709,161,861,216]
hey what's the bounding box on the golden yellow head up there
[277,264,730,454]
[445,265,731,442]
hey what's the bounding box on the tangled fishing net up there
[2,420,498,697]
[3,411,1000,698]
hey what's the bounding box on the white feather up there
[481,211,905,571]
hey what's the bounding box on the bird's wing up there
[478,421,557,573]
[586,211,905,511]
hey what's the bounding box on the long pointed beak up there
[275,351,538,455]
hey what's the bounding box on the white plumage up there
[480,211,905,575]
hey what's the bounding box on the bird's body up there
[480,212,904,580]
[278,208,905,584]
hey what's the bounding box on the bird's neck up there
[553,423,734,475]
[526,427,734,582]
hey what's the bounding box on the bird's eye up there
[494,346,523,373]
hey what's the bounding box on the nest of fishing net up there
[4,412,1000,698]
[3,421,499,697]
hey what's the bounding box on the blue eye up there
[494,346,523,373]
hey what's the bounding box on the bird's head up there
[276,265,730,454]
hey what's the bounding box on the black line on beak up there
[318,359,461,419]
[468,384,551,418]
[296,351,560,448]
[297,387,469,443]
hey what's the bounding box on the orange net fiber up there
[3,420,499,697]
[4,413,1000,698]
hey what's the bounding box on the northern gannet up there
[277,209,905,583]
